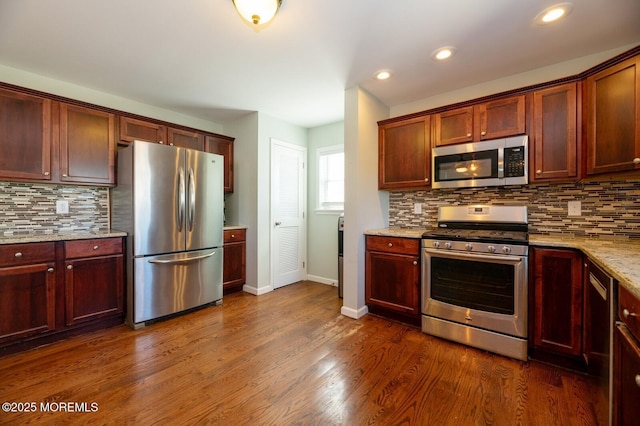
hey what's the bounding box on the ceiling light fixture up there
[375,70,392,80]
[232,0,282,26]
[535,3,573,24]
[432,46,456,61]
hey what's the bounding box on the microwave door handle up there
[497,148,504,178]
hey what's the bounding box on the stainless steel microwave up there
[432,135,528,189]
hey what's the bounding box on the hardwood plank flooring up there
[0,281,603,425]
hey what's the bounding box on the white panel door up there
[271,139,306,289]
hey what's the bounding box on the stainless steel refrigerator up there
[112,141,224,329]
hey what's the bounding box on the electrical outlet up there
[568,200,581,216]
[56,200,69,214]
[414,203,422,214]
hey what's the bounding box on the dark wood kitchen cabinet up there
[63,238,124,326]
[223,228,246,294]
[0,242,56,345]
[0,88,52,181]
[433,95,525,146]
[378,115,431,190]
[119,116,167,144]
[59,103,116,185]
[206,134,235,193]
[614,285,640,426]
[531,82,579,182]
[365,235,421,326]
[531,247,584,360]
[167,127,204,150]
[586,55,640,175]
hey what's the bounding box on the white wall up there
[342,87,389,319]
[0,64,224,134]
[307,121,344,285]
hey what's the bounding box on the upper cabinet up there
[205,135,235,193]
[59,103,116,185]
[378,115,431,190]
[531,82,579,182]
[167,127,204,151]
[586,56,640,175]
[0,88,52,181]
[119,116,166,144]
[433,95,526,146]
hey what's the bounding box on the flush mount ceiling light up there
[535,3,573,24]
[232,0,282,26]
[431,46,456,61]
[375,70,392,80]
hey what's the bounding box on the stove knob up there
[465,243,473,251]
[502,246,512,254]
[487,245,496,253]
[432,241,440,248]
[444,242,452,249]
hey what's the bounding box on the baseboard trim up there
[306,274,337,286]
[242,284,273,296]
[341,305,368,319]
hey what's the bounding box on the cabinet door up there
[378,116,431,189]
[365,250,420,316]
[586,56,640,175]
[0,263,56,344]
[532,248,583,356]
[206,135,234,193]
[119,116,167,144]
[0,88,52,181]
[433,106,474,146]
[223,241,246,289]
[59,103,116,185]
[532,83,578,181]
[613,324,640,426]
[64,254,124,326]
[476,95,525,140]
[168,127,204,151]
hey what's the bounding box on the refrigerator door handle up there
[177,167,186,232]
[187,167,195,232]
[148,250,217,265]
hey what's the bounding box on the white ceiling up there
[1,1,639,128]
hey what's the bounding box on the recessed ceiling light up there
[432,47,456,61]
[375,70,392,80]
[535,3,573,24]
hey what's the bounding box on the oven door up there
[422,248,527,338]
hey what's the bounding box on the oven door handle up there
[424,248,523,264]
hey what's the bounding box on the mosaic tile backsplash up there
[0,182,109,236]
[389,179,640,240]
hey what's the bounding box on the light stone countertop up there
[224,225,248,230]
[364,228,640,300]
[0,230,127,245]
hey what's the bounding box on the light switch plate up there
[56,200,69,214]
[568,200,581,216]
[414,203,422,214]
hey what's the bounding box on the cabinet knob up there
[481,131,486,136]
[633,158,640,165]
[536,170,542,175]
[14,252,22,258]
[231,234,235,238]
[424,177,430,183]
[47,268,54,273]
[93,245,99,250]
[636,375,640,388]
[44,171,50,176]
[623,308,638,318]
[388,243,393,247]
[67,265,73,270]
[159,141,164,144]
[413,261,418,266]
[169,143,174,146]
[466,133,472,138]
[62,174,68,177]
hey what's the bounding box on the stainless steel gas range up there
[421,205,529,361]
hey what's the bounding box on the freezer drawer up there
[132,248,223,324]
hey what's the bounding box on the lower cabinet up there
[223,228,246,294]
[530,247,584,362]
[0,238,124,354]
[365,235,421,326]
[614,285,640,426]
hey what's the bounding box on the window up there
[316,145,344,212]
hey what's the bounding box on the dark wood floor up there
[0,281,604,425]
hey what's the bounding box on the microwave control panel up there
[504,147,525,177]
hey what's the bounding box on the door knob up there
[275,221,282,226]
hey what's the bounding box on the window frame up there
[315,144,344,213]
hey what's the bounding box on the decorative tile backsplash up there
[389,179,640,239]
[0,182,109,236]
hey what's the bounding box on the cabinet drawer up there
[619,285,640,341]
[224,229,246,243]
[366,235,419,255]
[0,242,55,267]
[65,238,123,259]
